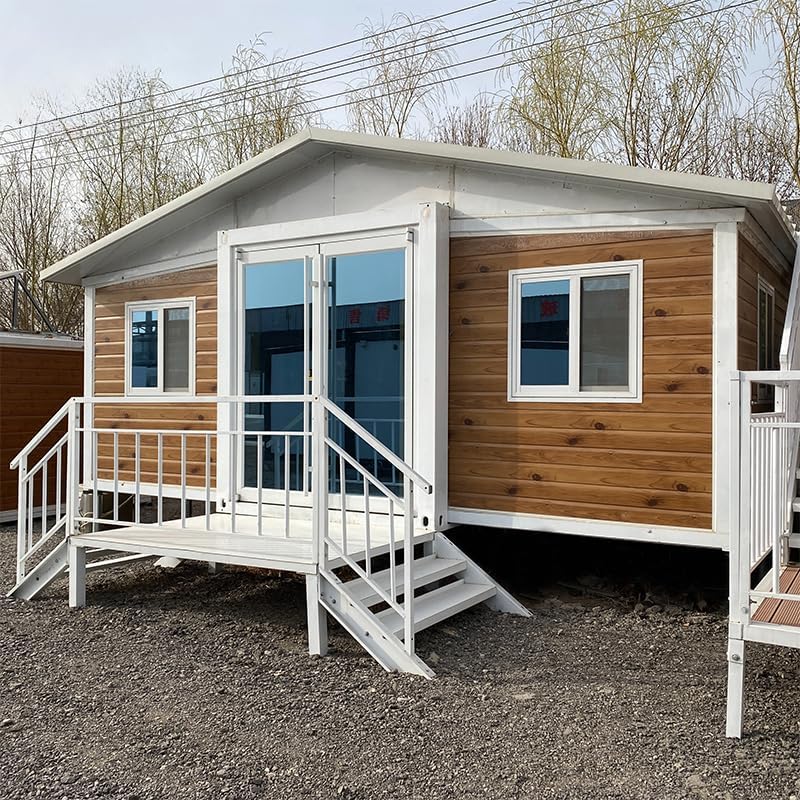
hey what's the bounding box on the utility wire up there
[0,3,536,155]
[0,0,633,164]
[0,0,754,177]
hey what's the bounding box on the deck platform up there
[70,511,433,575]
[752,566,800,626]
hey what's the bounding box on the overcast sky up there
[0,0,501,128]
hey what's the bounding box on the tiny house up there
[7,130,800,735]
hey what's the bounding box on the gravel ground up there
[2,523,800,800]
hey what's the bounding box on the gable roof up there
[42,127,797,284]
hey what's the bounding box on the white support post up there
[16,455,28,584]
[68,542,86,608]
[415,202,449,530]
[64,400,81,538]
[727,372,749,738]
[726,638,745,738]
[83,286,95,484]
[403,476,415,656]
[305,574,328,656]
[713,222,739,540]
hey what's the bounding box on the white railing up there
[316,397,431,656]
[10,394,431,656]
[732,372,800,615]
[10,399,74,584]
[77,395,312,536]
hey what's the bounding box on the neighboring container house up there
[6,130,799,736]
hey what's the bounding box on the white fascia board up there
[0,332,83,350]
[450,208,747,236]
[224,209,418,248]
[447,507,729,550]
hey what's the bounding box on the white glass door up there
[236,234,411,507]
[238,246,314,500]
[322,237,410,498]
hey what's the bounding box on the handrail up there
[10,398,73,470]
[320,396,432,494]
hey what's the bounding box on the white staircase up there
[319,531,529,677]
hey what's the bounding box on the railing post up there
[311,398,327,569]
[16,455,28,583]
[64,400,81,539]
[404,475,414,656]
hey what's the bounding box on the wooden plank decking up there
[752,566,800,626]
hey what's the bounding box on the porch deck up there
[70,511,433,575]
[752,565,800,626]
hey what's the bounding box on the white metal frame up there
[236,244,316,504]
[507,260,643,403]
[217,208,449,523]
[123,297,196,396]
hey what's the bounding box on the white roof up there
[42,127,797,284]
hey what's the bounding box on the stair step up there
[789,534,800,549]
[344,555,466,607]
[375,579,496,637]
[793,499,800,513]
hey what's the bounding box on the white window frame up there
[124,298,196,396]
[756,276,776,404]
[508,260,643,403]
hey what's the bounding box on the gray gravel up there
[2,523,800,800]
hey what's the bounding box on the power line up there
[0,0,617,163]
[0,3,533,156]
[0,0,500,137]
[0,0,755,178]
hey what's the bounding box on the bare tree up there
[0,127,82,334]
[204,38,318,174]
[714,89,793,192]
[499,6,606,158]
[433,93,502,148]
[346,13,454,138]
[598,0,745,172]
[753,0,800,192]
[58,68,205,243]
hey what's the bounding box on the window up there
[125,299,195,395]
[508,261,642,402]
[757,277,776,404]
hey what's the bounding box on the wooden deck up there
[752,566,800,626]
[71,511,433,575]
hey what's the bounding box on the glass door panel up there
[325,246,406,496]
[242,253,310,492]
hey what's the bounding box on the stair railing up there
[316,396,432,656]
[9,398,76,584]
[732,371,800,617]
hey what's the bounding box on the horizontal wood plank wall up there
[737,234,790,374]
[94,266,217,488]
[0,345,83,514]
[449,231,714,529]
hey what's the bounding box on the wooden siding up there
[94,266,217,488]
[0,344,83,514]
[737,234,790,374]
[448,231,714,529]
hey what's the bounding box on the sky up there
[0,0,505,129]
